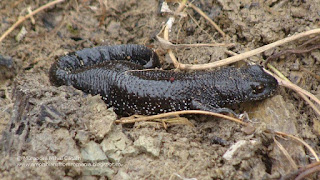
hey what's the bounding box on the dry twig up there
[177,29,320,70]
[281,161,320,180]
[116,110,249,126]
[273,137,298,170]
[157,36,234,49]
[295,163,320,180]
[159,1,320,173]
[186,11,216,42]
[162,1,188,68]
[161,2,320,71]
[116,110,320,163]
[187,2,225,37]
[223,50,320,117]
[116,110,319,163]
[266,66,320,117]
[264,44,320,65]
[275,131,319,162]
[0,0,65,43]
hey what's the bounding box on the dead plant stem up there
[0,0,65,43]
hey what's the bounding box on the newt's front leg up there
[191,100,237,116]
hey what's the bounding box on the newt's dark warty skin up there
[49,44,278,116]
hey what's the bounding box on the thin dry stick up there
[282,161,320,180]
[295,165,320,180]
[178,28,320,70]
[274,137,298,170]
[116,110,320,162]
[186,11,216,42]
[175,0,187,13]
[281,83,320,117]
[303,161,320,172]
[188,3,226,37]
[275,131,319,162]
[115,110,249,126]
[226,49,320,116]
[157,36,234,48]
[225,50,320,116]
[163,1,188,68]
[164,25,181,68]
[27,6,36,24]
[0,0,65,43]
[264,64,320,116]
[264,44,320,65]
[176,43,234,47]
[270,73,320,116]
[222,52,320,162]
[116,110,319,162]
[294,161,320,180]
[279,79,320,107]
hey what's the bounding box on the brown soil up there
[0,0,320,179]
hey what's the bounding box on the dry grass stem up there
[116,111,319,162]
[134,116,194,128]
[162,1,189,68]
[279,79,320,107]
[273,137,298,170]
[186,11,216,42]
[176,43,234,48]
[282,161,320,179]
[295,161,320,180]
[27,7,36,24]
[177,28,320,70]
[295,165,320,180]
[275,131,319,162]
[265,64,320,116]
[160,3,319,164]
[157,36,234,49]
[0,0,65,43]
[164,25,181,68]
[115,110,249,126]
[188,3,226,37]
[271,73,320,117]
[223,51,320,117]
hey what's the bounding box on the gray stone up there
[245,95,308,175]
[82,166,114,177]
[85,96,116,140]
[101,126,134,162]
[114,169,131,180]
[81,141,107,161]
[107,150,123,163]
[122,146,137,156]
[133,135,162,157]
[246,95,298,134]
[75,130,90,146]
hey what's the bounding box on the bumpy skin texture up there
[49,44,278,116]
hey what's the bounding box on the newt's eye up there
[251,84,265,94]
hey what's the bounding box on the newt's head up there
[198,65,278,108]
[239,65,278,102]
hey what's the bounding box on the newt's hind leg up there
[191,100,237,116]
